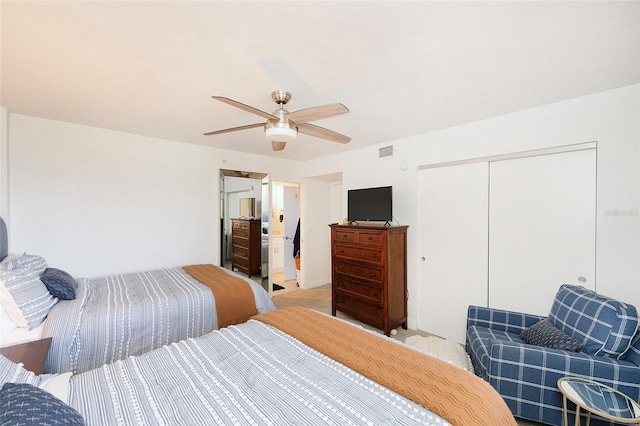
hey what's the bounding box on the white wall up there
[0,108,8,219]
[3,85,638,327]
[4,114,303,278]
[304,84,640,329]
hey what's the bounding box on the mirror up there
[239,198,256,218]
[220,169,269,291]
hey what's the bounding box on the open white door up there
[283,185,300,282]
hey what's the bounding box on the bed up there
[0,218,275,375]
[0,307,516,425]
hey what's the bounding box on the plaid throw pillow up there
[521,319,583,352]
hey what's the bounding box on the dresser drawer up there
[334,229,356,243]
[335,275,382,302]
[233,228,249,238]
[334,261,383,282]
[335,292,383,321]
[356,230,384,246]
[335,245,382,263]
[233,244,248,255]
[233,255,249,268]
[233,220,250,230]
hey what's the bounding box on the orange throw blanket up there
[255,307,516,426]
[183,264,258,328]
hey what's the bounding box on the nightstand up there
[0,337,52,374]
[558,376,640,425]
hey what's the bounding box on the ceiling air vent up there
[378,145,394,159]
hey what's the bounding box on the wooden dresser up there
[330,224,408,336]
[231,219,261,277]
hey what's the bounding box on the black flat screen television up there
[347,186,392,223]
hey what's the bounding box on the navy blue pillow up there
[40,268,76,300]
[0,382,85,425]
[521,319,583,352]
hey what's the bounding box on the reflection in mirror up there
[239,198,256,218]
[220,169,269,292]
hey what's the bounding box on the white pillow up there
[0,354,71,403]
[0,303,17,332]
[0,252,26,271]
[0,353,40,386]
[39,372,72,403]
[0,256,57,329]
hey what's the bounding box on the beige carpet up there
[271,284,544,426]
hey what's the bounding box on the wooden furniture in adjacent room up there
[0,337,52,374]
[330,223,408,336]
[231,218,261,277]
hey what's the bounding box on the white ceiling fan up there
[204,90,351,151]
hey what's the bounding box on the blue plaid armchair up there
[466,285,640,425]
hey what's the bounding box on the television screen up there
[347,186,392,223]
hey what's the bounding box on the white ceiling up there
[2,1,638,161]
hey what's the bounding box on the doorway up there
[271,181,300,292]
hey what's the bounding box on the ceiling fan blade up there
[297,123,351,144]
[286,103,349,124]
[271,141,287,151]
[203,122,264,136]
[212,96,277,120]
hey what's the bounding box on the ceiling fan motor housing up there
[271,90,291,105]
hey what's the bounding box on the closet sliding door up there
[488,149,596,315]
[417,163,489,343]
[417,145,597,342]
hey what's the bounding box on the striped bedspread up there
[42,267,275,374]
[257,308,517,426]
[69,318,450,425]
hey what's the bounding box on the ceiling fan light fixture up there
[265,124,297,142]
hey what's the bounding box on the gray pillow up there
[521,319,583,352]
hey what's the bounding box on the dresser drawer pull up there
[337,282,344,287]
[371,254,377,259]
[338,266,344,270]
[367,236,373,240]
[371,291,377,296]
[370,273,377,278]
[342,234,348,238]
[339,249,344,253]
[371,310,377,315]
